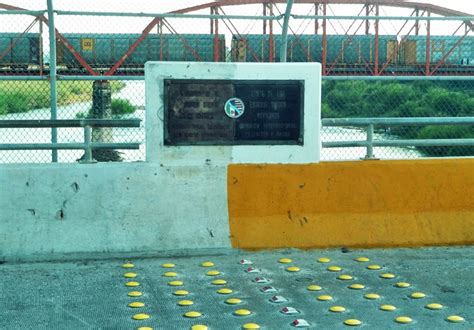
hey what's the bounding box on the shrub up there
[111,99,135,116]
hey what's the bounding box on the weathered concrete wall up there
[0,163,230,261]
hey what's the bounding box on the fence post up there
[47,0,58,162]
[364,124,375,159]
[81,125,96,163]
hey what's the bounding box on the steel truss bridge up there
[0,0,473,77]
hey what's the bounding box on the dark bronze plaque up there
[164,79,304,145]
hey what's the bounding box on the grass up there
[0,81,126,115]
[75,98,136,119]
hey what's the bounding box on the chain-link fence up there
[0,1,472,163]
[320,78,474,160]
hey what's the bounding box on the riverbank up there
[0,81,125,115]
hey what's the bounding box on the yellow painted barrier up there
[228,159,474,249]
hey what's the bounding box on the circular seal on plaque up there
[224,97,245,119]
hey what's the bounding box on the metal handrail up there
[0,119,141,128]
[0,119,141,163]
[322,117,474,159]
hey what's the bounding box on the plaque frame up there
[163,79,305,146]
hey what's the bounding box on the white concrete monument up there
[145,62,321,165]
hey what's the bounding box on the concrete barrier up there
[228,159,474,249]
[0,163,230,261]
[1,158,473,261]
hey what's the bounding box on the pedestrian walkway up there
[1,247,472,329]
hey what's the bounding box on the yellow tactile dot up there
[206,270,221,276]
[191,325,208,330]
[201,261,215,267]
[212,279,227,285]
[380,273,396,279]
[367,264,382,270]
[395,282,410,288]
[355,257,369,262]
[184,311,202,318]
[178,300,194,306]
[446,315,465,323]
[137,327,153,330]
[225,298,242,305]
[425,303,443,310]
[173,290,189,296]
[395,316,413,324]
[380,304,397,311]
[410,292,426,299]
[234,309,252,316]
[318,257,331,263]
[317,295,333,301]
[168,280,184,286]
[242,323,260,329]
[344,319,362,326]
[364,293,380,300]
[122,263,134,268]
[164,272,177,277]
[279,258,293,263]
[327,266,342,272]
[329,306,346,313]
[307,284,322,291]
[124,272,137,278]
[286,266,300,272]
[162,263,175,268]
[348,284,365,290]
[128,302,145,308]
[132,313,150,320]
[217,288,233,294]
[126,281,140,287]
[128,291,143,297]
[338,274,353,280]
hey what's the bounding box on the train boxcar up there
[58,33,225,68]
[0,33,40,69]
[400,35,473,66]
[232,35,320,62]
[326,35,397,66]
[232,34,397,66]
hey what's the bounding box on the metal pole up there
[425,12,431,76]
[280,0,294,62]
[365,4,370,35]
[415,9,419,35]
[322,3,327,75]
[269,3,274,62]
[47,0,58,162]
[374,5,379,76]
[82,125,93,163]
[263,3,267,34]
[365,124,375,159]
[314,3,319,34]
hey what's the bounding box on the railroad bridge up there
[0,1,473,329]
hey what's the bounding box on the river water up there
[0,81,420,163]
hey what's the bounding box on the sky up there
[0,0,472,37]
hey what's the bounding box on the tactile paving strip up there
[116,250,470,329]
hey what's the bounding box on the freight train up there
[231,34,473,73]
[0,32,472,74]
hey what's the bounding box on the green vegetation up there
[75,98,136,119]
[0,81,125,115]
[322,80,474,156]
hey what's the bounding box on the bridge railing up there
[322,117,474,159]
[0,119,141,163]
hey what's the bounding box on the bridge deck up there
[1,247,472,329]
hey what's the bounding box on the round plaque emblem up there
[224,97,245,118]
